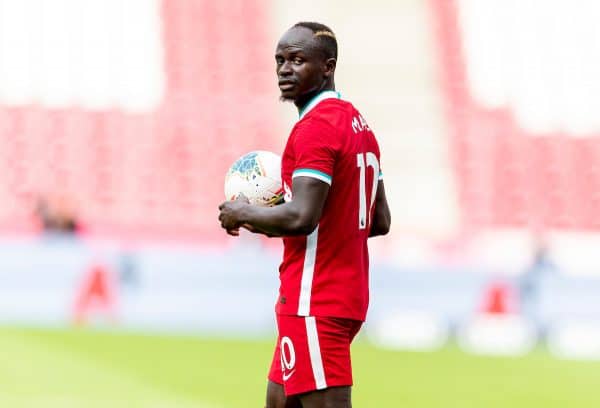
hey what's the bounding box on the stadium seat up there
[0,0,279,241]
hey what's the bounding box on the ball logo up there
[280,336,296,381]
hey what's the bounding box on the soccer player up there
[218,22,391,408]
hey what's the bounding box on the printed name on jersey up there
[351,114,370,134]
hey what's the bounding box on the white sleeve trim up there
[292,169,332,185]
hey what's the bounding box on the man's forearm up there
[239,202,315,237]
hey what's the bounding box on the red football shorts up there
[268,314,363,396]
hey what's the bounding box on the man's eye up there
[293,58,303,65]
[276,59,283,65]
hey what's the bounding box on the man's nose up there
[279,61,292,75]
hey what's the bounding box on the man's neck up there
[295,83,335,112]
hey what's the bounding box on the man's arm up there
[218,177,329,237]
[369,180,391,237]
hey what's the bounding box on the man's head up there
[275,22,337,106]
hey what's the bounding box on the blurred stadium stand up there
[432,0,600,232]
[0,0,281,240]
[0,0,598,247]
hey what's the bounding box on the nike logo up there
[282,369,296,381]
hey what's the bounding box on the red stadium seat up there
[0,0,280,242]
[431,0,600,232]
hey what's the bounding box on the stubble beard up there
[279,94,295,102]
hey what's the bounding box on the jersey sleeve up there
[291,118,340,185]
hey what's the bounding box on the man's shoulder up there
[295,99,356,133]
[292,110,338,135]
[310,98,356,118]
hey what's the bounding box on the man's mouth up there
[278,81,296,91]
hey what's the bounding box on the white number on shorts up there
[356,152,379,230]
[280,336,296,371]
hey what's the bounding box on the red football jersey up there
[276,91,382,321]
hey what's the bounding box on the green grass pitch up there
[0,327,599,407]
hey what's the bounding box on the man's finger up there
[241,223,256,233]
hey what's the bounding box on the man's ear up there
[323,58,336,78]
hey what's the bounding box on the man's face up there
[275,27,328,102]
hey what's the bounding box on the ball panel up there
[224,150,283,206]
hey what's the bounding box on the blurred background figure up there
[34,193,80,235]
[519,230,556,323]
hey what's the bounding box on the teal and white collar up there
[298,90,341,120]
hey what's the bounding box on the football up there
[224,150,284,206]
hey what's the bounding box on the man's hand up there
[241,223,277,237]
[217,177,330,238]
[218,194,250,236]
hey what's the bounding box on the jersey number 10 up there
[356,152,379,230]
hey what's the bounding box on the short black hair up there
[292,21,338,60]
